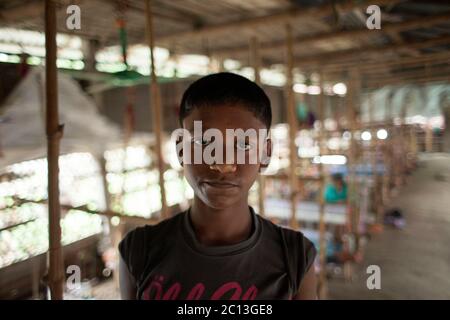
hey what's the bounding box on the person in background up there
[323,174,362,264]
[324,173,348,204]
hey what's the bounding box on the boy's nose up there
[209,163,237,173]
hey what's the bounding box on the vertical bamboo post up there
[145,0,169,219]
[368,92,382,224]
[400,100,410,186]
[352,70,362,239]
[346,70,357,235]
[251,36,266,217]
[409,124,417,159]
[387,92,395,198]
[285,24,299,230]
[99,155,122,290]
[32,259,40,299]
[99,156,111,212]
[425,124,433,152]
[45,0,64,300]
[317,71,327,299]
[400,125,407,186]
[343,70,358,281]
[381,92,392,206]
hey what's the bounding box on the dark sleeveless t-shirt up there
[118,207,316,300]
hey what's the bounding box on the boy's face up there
[181,104,271,210]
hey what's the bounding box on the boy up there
[119,72,317,300]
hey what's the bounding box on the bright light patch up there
[410,115,427,125]
[272,124,288,139]
[333,83,347,95]
[223,59,241,70]
[260,68,286,86]
[361,131,372,141]
[110,216,121,226]
[307,85,321,95]
[377,129,388,140]
[293,83,308,94]
[343,131,351,140]
[312,155,347,165]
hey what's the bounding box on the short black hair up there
[179,72,272,128]
[332,173,344,183]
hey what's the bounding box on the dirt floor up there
[328,153,450,299]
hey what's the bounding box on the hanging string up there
[115,0,129,69]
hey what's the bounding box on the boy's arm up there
[293,265,318,300]
[119,255,137,300]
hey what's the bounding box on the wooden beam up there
[346,69,359,235]
[317,71,327,299]
[286,24,299,230]
[0,2,44,22]
[145,0,169,220]
[368,92,384,225]
[425,125,434,152]
[154,0,401,44]
[365,73,450,88]
[251,37,261,85]
[97,0,194,26]
[251,36,266,217]
[363,64,450,82]
[45,0,64,301]
[9,196,166,227]
[84,39,100,73]
[326,51,450,73]
[211,12,450,59]
[295,35,450,67]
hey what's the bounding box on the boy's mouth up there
[202,180,239,189]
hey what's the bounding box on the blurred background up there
[0,0,449,300]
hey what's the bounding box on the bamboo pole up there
[99,156,111,212]
[45,0,64,300]
[211,12,450,59]
[99,155,123,290]
[145,0,169,219]
[425,125,433,152]
[320,51,450,74]
[343,69,360,281]
[368,92,382,225]
[154,0,400,45]
[345,71,356,235]
[410,125,418,158]
[9,195,164,226]
[285,24,299,230]
[32,259,40,299]
[317,72,327,299]
[295,35,450,67]
[382,92,393,206]
[251,36,266,217]
[362,64,450,81]
[352,71,362,238]
[366,76,449,90]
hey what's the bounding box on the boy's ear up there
[259,137,272,170]
[176,135,184,167]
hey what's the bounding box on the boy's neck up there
[189,198,253,246]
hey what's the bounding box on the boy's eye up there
[236,141,253,151]
[192,137,212,146]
